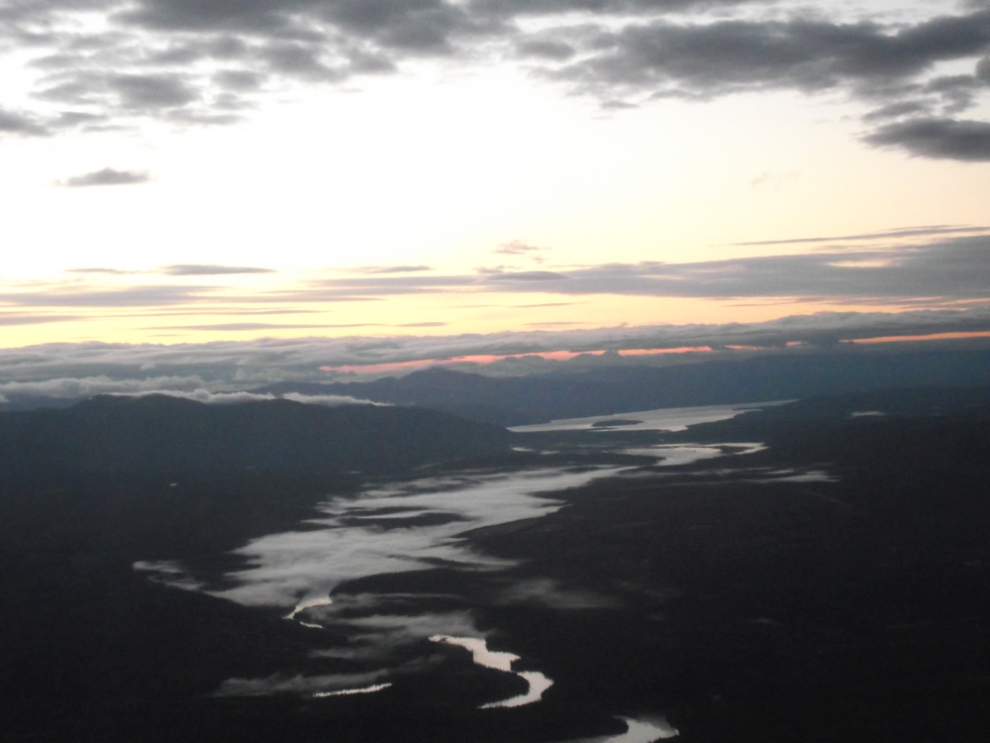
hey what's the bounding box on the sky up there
[1,0,990,380]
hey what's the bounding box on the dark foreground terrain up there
[2,389,990,741]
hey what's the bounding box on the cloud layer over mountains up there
[2,303,989,404]
[2,1,990,159]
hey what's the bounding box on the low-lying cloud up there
[110,389,384,406]
[59,168,151,187]
[0,375,385,406]
[2,302,990,389]
[0,375,207,400]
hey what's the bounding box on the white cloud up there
[111,389,382,405]
[283,392,387,406]
[0,374,206,399]
[112,389,278,404]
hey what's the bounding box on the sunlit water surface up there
[509,402,787,433]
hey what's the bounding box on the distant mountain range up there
[256,348,990,426]
[0,395,510,486]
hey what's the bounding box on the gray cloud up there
[472,0,755,15]
[515,301,581,307]
[532,239,990,299]
[978,55,990,83]
[127,307,317,316]
[59,168,150,187]
[38,70,201,112]
[160,264,276,275]
[113,388,382,405]
[731,224,990,246]
[283,236,990,302]
[0,375,207,400]
[213,68,265,91]
[149,322,375,331]
[348,265,433,274]
[862,100,931,122]
[0,284,211,307]
[110,72,199,108]
[65,267,136,274]
[544,13,990,98]
[288,273,477,299]
[862,117,990,160]
[514,37,575,61]
[0,372,383,405]
[2,3,989,159]
[149,321,446,331]
[0,313,79,326]
[528,9,990,158]
[486,270,568,281]
[0,107,49,136]
[9,235,990,318]
[495,240,548,255]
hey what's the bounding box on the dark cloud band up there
[291,236,990,302]
[863,117,990,161]
[1,3,988,159]
[9,236,990,311]
[161,264,276,275]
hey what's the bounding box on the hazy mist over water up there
[215,467,624,610]
[133,404,820,736]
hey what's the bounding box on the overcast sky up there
[1,0,989,360]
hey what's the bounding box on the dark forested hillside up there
[0,395,511,486]
[258,348,990,425]
[2,386,990,742]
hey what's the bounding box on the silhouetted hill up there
[258,348,990,425]
[2,386,990,742]
[0,395,510,486]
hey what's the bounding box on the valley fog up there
[135,404,793,740]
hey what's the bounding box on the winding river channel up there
[135,403,802,742]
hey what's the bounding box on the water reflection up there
[430,635,554,709]
[510,402,786,433]
[486,671,554,709]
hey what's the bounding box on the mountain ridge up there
[0,394,511,485]
[256,348,990,425]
